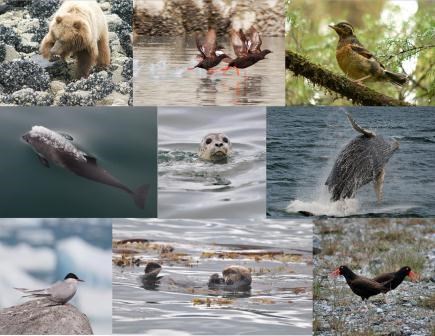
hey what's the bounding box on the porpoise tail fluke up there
[133,184,149,209]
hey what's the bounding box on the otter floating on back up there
[325,113,399,202]
[141,263,251,292]
[208,265,252,291]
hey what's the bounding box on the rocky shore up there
[133,0,284,37]
[0,0,132,106]
[313,218,434,336]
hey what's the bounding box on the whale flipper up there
[133,184,149,210]
[37,154,50,167]
[84,154,97,165]
[374,168,385,203]
[346,113,376,138]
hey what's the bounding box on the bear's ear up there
[73,21,81,30]
[56,16,62,24]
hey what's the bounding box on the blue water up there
[267,107,435,218]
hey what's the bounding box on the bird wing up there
[14,287,51,299]
[246,27,262,53]
[195,33,206,59]
[372,272,394,283]
[350,277,386,296]
[230,30,248,57]
[14,287,47,294]
[350,44,374,60]
[349,37,385,69]
[202,29,217,58]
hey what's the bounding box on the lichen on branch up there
[285,50,412,106]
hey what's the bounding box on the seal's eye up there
[222,137,228,143]
[205,138,212,145]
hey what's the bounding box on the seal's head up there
[199,133,232,163]
[144,262,162,280]
[208,273,224,287]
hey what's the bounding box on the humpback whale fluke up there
[325,113,399,202]
[22,125,149,209]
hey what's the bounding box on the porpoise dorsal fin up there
[84,154,97,165]
[59,133,74,141]
[346,112,376,137]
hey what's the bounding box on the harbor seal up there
[325,113,399,202]
[198,133,232,163]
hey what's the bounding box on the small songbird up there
[189,28,229,72]
[15,273,84,305]
[329,22,408,86]
[222,27,272,75]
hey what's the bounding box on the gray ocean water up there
[158,107,266,218]
[112,218,313,335]
[133,36,284,106]
[267,107,435,218]
[0,107,157,217]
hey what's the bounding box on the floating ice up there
[55,238,112,288]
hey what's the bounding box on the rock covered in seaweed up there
[0,59,50,93]
[0,0,132,106]
[133,0,285,36]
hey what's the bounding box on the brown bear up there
[40,0,110,78]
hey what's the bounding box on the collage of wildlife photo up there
[0,0,433,335]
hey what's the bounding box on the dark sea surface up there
[134,36,285,106]
[113,218,313,335]
[267,107,435,218]
[0,107,157,217]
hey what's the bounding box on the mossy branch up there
[286,50,412,106]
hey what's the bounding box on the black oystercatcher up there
[373,266,418,292]
[331,265,389,301]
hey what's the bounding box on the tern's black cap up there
[64,273,83,281]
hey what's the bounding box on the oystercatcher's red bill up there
[330,268,341,277]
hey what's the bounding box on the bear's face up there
[50,15,91,56]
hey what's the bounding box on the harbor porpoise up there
[22,125,148,209]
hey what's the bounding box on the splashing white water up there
[286,188,360,217]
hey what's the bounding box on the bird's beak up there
[78,279,85,282]
[330,268,340,277]
[328,24,338,32]
[408,271,418,282]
